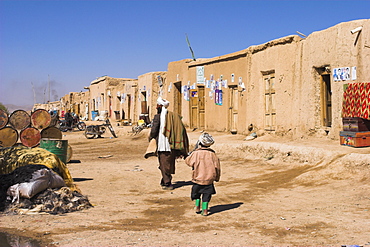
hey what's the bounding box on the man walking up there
[149,97,189,190]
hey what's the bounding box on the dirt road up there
[1,124,369,246]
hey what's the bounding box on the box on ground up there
[342,117,370,132]
[340,131,370,147]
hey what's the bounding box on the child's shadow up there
[172,181,193,189]
[209,202,243,215]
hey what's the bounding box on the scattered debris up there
[4,187,93,215]
[244,132,257,141]
[98,155,113,159]
[1,164,92,215]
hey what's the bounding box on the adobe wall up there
[53,19,369,139]
[166,59,193,124]
[137,72,166,123]
[165,19,369,139]
[89,77,108,117]
[106,78,137,122]
[247,36,301,137]
[300,19,370,139]
[187,51,248,132]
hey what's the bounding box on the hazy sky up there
[1,0,369,106]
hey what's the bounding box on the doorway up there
[228,86,238,134]
[174,82,182,116]
[127,94,131,122]
[189,86,205,129]
[264,73,276,131]
[321,74,332,127]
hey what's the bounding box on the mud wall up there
[299,19,370,139]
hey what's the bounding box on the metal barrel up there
[66,144,73,163]
[41,126,62,139]
[9,110,31,130]
[39,139,68,164]
[31,109,51,129]
[0,126,18,147]
[20,127,41,147]
[0,109,8,129]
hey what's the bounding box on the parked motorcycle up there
[58,117,86,132]
[84,119,117,139]
[131,122,152,135]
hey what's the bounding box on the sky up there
[0,0,369,107]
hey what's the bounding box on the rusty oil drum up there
[0,126,19,147]
[31,109,51,129]
[0,109,8,129]
[9,110,31,130]
[20,127,41,147]
[41,126,63,139]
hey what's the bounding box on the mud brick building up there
[38,19,370,140]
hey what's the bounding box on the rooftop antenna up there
[185,33,196,61]
[296,31,307,38]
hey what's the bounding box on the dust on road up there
[0,125,369,246]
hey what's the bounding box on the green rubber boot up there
[194,199,201,214]
[201,202,209,216]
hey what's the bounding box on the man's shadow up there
[172,181,193,189]
[209,202,243,215]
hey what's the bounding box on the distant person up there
[64,110,73,129]
[185,132,221,216]
[149,97,189,190]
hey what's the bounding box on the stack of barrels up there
[0,108,63,148]
[0,109,71,164]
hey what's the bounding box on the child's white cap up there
[199,132,214,147]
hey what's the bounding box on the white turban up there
[157,97,170,108]
[198,132,214,147]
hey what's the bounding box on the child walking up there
[185,132,221,216]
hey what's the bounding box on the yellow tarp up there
[0,146,77,191]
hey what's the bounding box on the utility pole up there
[48,74,50,103]
[31,82,36,105]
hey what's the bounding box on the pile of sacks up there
[0,164,92,214]
[0,146,92,215]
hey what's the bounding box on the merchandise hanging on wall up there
[222,79,228,88]
[182,85,190,101]
[168,82,172,92]
[209,91,213,100]
[206,80,211,88]
[351,67,357,80]
[157,76,163,87]
[333,67,352,81]
[342,82,370,119]
[196,66,205,84]
[214,89,223,106]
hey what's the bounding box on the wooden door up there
[264,74,276,131]
[321,74,332,127]
[228,86,238,133]
[190,89,198,129]
[109,96,112,117]
[127,94,131,121]
[174,82,182,116]
[198,86,205,129]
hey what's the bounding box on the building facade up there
[162,19,370,140]
[37,19,370,140]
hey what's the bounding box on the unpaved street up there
[1,124,370,246]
